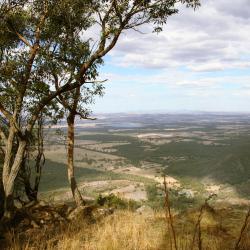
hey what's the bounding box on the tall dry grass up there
[8,211,167,250]
[6,207,250,250]
[62,211,166,250]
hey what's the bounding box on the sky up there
[92,0,250,113]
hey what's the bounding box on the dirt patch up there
[206,184,221,194]
[107,184,147,201]
[114,166,180,188]
[216,198,250,206]
[82,142,131,153]
[137,133,174,139]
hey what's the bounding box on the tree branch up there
[0,103,12,121]
[15,30,32,48]
[0,126,7,143]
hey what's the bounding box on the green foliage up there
[96,193,139,210]
[38,158,154,193]
[0,0,201,216]
[0,0,102,129]
[0,0,202,131]
[80,130,250,198]
[146,184,164,209]
[169,189,201,211]
[146,184,201,211]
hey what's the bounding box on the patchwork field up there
[40,113,250,209]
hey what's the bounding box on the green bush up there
[146,184,200,211]
[96,194,139,210]
[146,184,164,210]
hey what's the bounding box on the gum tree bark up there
[23,116,45,202]
[3,139,27,218]
[67,110,85,207]
[55,77,100,207]
[57,85,86,207]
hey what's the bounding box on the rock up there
[96,207,115,216]
[37,200,47,207]
[14,200,23,209]
[136,205,154,215]
[67,205,95,221]
[66,206,74,216]
[178,189,195,198]
[24,201,37,208]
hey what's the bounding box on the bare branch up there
[235,208,250,250]
[0,103,12,121]
[79,114,96,120]
[85,79,108,84]
[79,27,122,78]
[0,126,7,143]
[15,30,32,48]
[130,27,147,34]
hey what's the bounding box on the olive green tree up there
[0,0,200,219]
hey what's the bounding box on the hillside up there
[2,201,250,250]
[2,113,250,249]
[40,113,250,206]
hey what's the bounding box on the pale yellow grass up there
[7,208,250,250]
[56,211,166,250]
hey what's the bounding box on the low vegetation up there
[2,118,249,249]
[2,197,250,250]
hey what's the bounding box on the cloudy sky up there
[92,0,250,113]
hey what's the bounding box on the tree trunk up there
[0,181,4,218]
[23,117,45,202]
[2,127,15,189]
[2,140,27,219]
[67,113,85,207]
[33,117,45,198]
[3,188,14,219]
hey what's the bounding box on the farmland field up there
[40,113,250,207]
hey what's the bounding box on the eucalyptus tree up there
[0,0,200,219]
[0,91,62,204]
[49,2,104,206]
[18,106,63,203]
[55,83,104,206]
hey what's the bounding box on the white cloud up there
[106,0,250,72]
[93,0,250,112]
[101,69,250,94]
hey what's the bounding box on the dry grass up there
[60,211,166,250]
[5,208,250,250]
[7,211,166,250]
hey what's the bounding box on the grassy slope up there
[9,208,250,250]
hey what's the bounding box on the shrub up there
[96,194,139,210]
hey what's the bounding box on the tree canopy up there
[0,0,200,219]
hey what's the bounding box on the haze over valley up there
[42,112,250,208]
